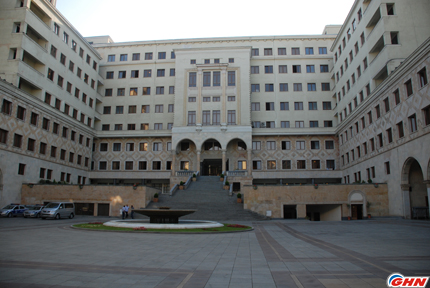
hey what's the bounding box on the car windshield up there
[2,205,15,209]
[44,203,59,208]
[28,207,42,211]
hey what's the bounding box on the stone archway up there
[174,138,198,172]
[200,139,223,176]
[348,190,366,219]
[401,157,427,218]
[226,138,249,172]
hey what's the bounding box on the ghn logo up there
[387,273,429,287]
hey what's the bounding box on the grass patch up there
[73,223,252,233]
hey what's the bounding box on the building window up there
[305,47,314,55]
[267,160,276,170]
[306,65,315,73]
[253,160,261,170]
[189,72,196,87]
[385,161,391,175]
[157,69,165,77]
[265,66,273,74]
[237,160,247,170]
[119,54,127,61]
[390,32,399,45]
[278,65,287,73]
[292,65,301,73]
[252,48,259,56]
[264,48,272,56]
[111,161,120,170]
[158,52,166,59]
[280,102,289,111]
[312,160,320,169]
[319,47,327,54]
[251,102,260,111]
[18,163,26,175]
[294,102,303,110]
[228,71,235,86]
[297,160,306,169]
[129,88,138,96]
[418,68,428,88]
[281,141,291,150]
[227,110,236,125]
[387,128,393,143]
[278,48,286,55]
[309,102,317,110]
[291,48,300,55]
[309,121,318,127]
[280,121,289,128]
[265,102,274,111]
[156,87,164,95]
[296,141,305,150]
[320,65,329,73]
[118,71,126,79]
[251,84,260,92]
[251,66,259,74]
[409,114,417,132]
[310,141,320,149]
[265,84,274,92]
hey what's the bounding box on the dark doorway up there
[202,159,222,176]
[283,205,297,219]
[75,203,94,215]
[233,182,240,192]
[98,204,110,216]
[351,204,363,220]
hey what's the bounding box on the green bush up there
[154,193,159,198]
[225,181,230,185]
[237,193,242,199]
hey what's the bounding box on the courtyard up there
[0,216,429,288]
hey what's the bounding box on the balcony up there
[24,25,48,52]
[29,1,51,28]
[21,50,45,75]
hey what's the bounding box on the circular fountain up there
[103,208,224,229]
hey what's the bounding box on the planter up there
[220,178,224,182]
[153,198,159,203]
[347,216,351,220]
[179,185,184,190]
[374,184,379,188]
[133,186,137,190]
[367,214,371,219]
[253,185,257,190]
[192,177,197,182]
[224,185,229,190]
[237,198,242,203]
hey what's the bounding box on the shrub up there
[367,179,373,183]
[237,193,242,199]
[154,193,159,198]
[192,173,196,177]
[220,174,224,178]
[180,181,185,185]
[225,181,230,185]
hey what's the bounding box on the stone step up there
[144,179,266,221]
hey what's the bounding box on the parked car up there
[0,204,28,217]
[23,205,44,218]
[40,202,75,219]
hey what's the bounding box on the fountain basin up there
[134,209,196,223]
[103,219,224,229]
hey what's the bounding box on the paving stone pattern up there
[145,176,266,221]
[1,212,430,287]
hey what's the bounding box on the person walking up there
[124,205,129,218]
[130,205,135,219]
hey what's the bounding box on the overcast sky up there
[56,0,355,43]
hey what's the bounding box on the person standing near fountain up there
[130,205,135,219]
[124,205,129,218]
[121,205,126,219]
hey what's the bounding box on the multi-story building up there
[0,0,429,219]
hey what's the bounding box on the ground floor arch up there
[401,157,428,219]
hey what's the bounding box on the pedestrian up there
[122,205,126,219]
[130,205,134,219]
[124,205,129,218]
[120,206,123,218]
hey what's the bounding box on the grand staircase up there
[144,176,266,221]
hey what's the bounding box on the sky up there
[56,0,356,43]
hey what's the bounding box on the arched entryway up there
[348,190,366,220]
[200,139,223,176]
[401,157,428,219]
[174,138,197,171]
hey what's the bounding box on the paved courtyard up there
[0,217,429,288]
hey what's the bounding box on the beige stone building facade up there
[0,0,429,219]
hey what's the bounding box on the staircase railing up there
[169,184,178,196]
[176,171,195,177]
[226,171,247,177]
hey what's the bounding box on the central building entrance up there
[201,159,222,176]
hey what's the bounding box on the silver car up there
[40,202,75,220]
[23,206,44,218]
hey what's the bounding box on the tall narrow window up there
[228,71,235,86]
[189,72,196,87]
[227,110,236,125]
